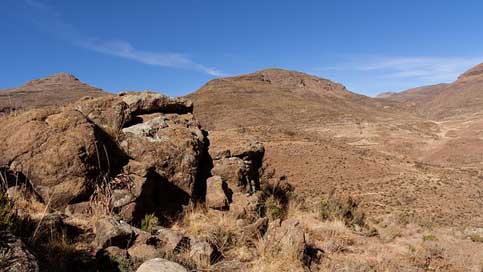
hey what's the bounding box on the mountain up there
[187,68,398,130]
[376,84,449,104]
[375,91,398,99]
[0,73,107,114]
[377,63,483,119]
[428,63,483,118]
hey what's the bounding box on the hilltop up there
[187,68,401,130]
[0,73,107,115]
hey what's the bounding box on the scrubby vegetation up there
[140,213,159,233]
[319,190,377,236]
[0,192,15,231]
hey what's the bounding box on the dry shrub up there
[264,195,285,221]
[469,234,483,243]
[89,173,133,219]
[319,191,377,236]
[260,175,293,221]
[409,242,453,271]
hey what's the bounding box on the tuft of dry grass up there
[173,206,241,268]
[250,234,305,272]
[88,173,133,223]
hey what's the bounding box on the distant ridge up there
[0,73,107,114]
[376,92,398,99]
[376,83,449,104]
[376,62,483,119]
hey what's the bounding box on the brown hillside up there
[376,83,449,105]
[187,68,401,130]
[378,63,483,119]
[187,68,483,230]
[2,71,483,270]
[0,73,107,115]
[428,63,483,118]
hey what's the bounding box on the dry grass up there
[174,203,311,271]
[249,239,305,272]
[88,173,133,223]
[172,206,241,269]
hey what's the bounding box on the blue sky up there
[1,0,483,96]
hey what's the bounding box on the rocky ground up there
[0,91,326,271]
[1,68,483,271]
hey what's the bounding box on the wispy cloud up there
[320,56,482,83]
[24,0,224,77]
[81,39,224,76]
[25,0,48,10]
[314,56,483,96]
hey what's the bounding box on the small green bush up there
[422,234,438,242]
[319,193,365,226]
[319,192,376,236]
[265,195,285,220]
[140,213,159,233]
[0,192,15,232]
[469,234,483,243]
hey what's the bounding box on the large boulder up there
[205,176,230,210]
[136,258,187,272]
[126,227,189,263]
[188,239,218,268]
[264,219,306,260]
[94,217,138,249]
[211,141,265,193]
[211,157,249,193]
[73,91,206,199]
[0,91,208,221]
[0,107,121,208]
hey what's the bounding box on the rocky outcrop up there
[189,238,218,267]
[205,176,230,210]
[264,219,306,260]
[211,142,264,194]
[0,91,208,224]
[0,87,312,271]
[94,217,138,249]
[0,107,118,208]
